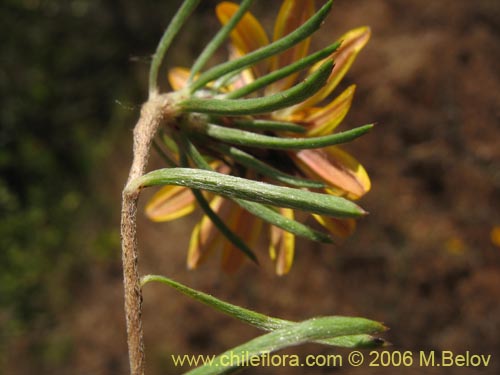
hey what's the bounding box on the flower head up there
[145,0,372,275]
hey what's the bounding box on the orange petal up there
[312,214,356,238]
[491,226,500,248]
[216,2,270,76]
[294,147,370,200]
[292,26,371,111]
[269,208,295,275]
[168,67,191,91]
[266,0,315,93]
[221,246,246,274]
[303,85,356,136]
[221,206,262,273]
[145,185,196,222]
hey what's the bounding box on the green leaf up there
[142,274,387,351]
[225,41,342,99]
[187,319,383,374]
[181,60,333,115]
[234,199,332,243]
[182,138,332,243]
[189,0,254,80]
[149,0,201,95]
[203,123,374,149]
[174,135,258,263]
[189,0,333,92]
[219,118,306,133]
[216,145,324,188]
[127,168,366,218]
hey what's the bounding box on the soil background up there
[3,0,500,374]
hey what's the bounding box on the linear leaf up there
[186,319,382,374]
[142,275,386,352]
[224,118,306,133]
[203,123,373,149]
[225,41,341,99]
[189,0,333,92]
[189,0,254,80]
[175,135,258,263]
[183,137,331,242]
[216,145,325,188]
[181,60,333,115]
[234,199,332,243]
[149,0,201,95]
[128,168,366,218]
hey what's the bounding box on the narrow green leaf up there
[141,274,282,330]
[179,132,212,170]
[142,274,387,351]
[149,0,201,96]
[189,0,333,92]
[183,139,332,243]
[181,60,333,115]
[325,334,388,349]
[225,41,342,99]
[161,132,180,156]
[203,123,374,149]
[234,199,332,243]
[186,317,384,374]
[225,118,306,133]
[127,168,366,218]
[216,145,325,188]
[189,0,254,80]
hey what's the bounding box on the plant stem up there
[121,94,175,375]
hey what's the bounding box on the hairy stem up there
[121,94,175,375]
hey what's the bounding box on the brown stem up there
[121,94,175,375]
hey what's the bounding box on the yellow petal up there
[187,222,203,269]
[145,185,196,222]
[266,0,315,93]
[303,85,356,136]
[294,147,370,200]
[187,196,228,269]
[168,67,191,91]
[269,208,295,275]
[269,226,279,261]
[312,214,356,238]
[292,26,371,111]
[216,2,270,76]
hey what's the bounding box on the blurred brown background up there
[1,0,499,374]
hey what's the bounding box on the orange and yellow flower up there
[147,0,371,275]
